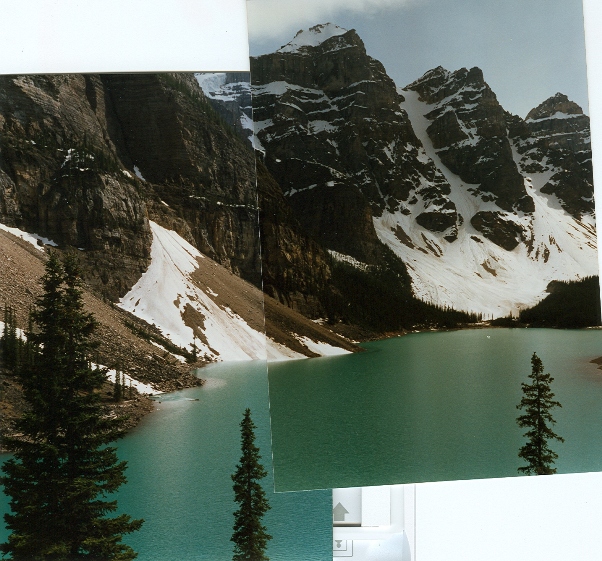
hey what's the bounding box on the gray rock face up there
[195,72,254,144]
[251,24,455,262]
[470,211,525,251]
[509,93,593,218]
[256,161,335,318]
[247,24,596,318]
[0,74,152,297]
[525,93,584,121]
[102,73,261,285]
[406,66,533,213]
[0,73,262,299]
[197,72,344,318]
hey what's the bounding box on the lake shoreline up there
[363,321,602,344]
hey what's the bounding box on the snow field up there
[118,222,268,361]
[194,72,228,97]
[293,334,352,357]
[277,23,348,54]
[118,222,340,362]
[373,90,599,318]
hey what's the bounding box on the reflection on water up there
[199,377,228,389]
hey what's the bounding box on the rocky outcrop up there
[407,66,533,213]
[248,24,597,318]
[101,73,262,286]
[470,211,525,251]
[256,161,335,317]
[525,93,584,121]
[0,73,262,299]
[0,74,152,298]
[509,93,593,218]
[195,72,254,144]
[251,24,456,262]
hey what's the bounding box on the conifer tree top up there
[231,408,272,561]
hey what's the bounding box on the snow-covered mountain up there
[250,23,597,317]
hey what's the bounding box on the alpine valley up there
[0,22,599,422]
[0,71,359,435]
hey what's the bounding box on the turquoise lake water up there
[268,328,602,490]
[3,328,602,557]
[1,361,331,560]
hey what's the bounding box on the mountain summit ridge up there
[277,23,350,54]
[526,92,584,121]
[248,24,596,317]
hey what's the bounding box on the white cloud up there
[247,0,416,43]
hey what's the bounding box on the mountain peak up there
[277,23,350,54]
[526,93,584,121]
[405,65,488,107]
[411,66,451,84]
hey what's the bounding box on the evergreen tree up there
[21,310,35,373]
[516,352,565,475]
[231,409,272,561]
[192,336,198,363]
[113,369,123,403]
[1,253,143,560]
[1,304,19,371]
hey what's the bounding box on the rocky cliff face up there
[508,92,593,218]
[406,66,532,214]
[0,73,262,299]
[251,24,454,263]
[0,71,361,363]
[197,70,341,318]
[103,73,262,286]
[3,28,593,334]
[256,161,335,317]
[250,24,597,317]
[194,72,254,145]
[0,74,152,297]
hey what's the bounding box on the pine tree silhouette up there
[517,352,564,475]
[1,253,143,559]
[231,408,272,561]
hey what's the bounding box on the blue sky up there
[247,0,590,118]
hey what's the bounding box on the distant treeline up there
[519,276,601,328]
[324,246,481,332]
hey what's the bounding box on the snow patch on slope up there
[0,321,25,341]
[328,249,370,271]
[133,166,146,181]
[526,112,583,123]
[294,335,351,356]
[194,72,228,98]
[118,222,271,361]
[278,23,348,54]
[375,89,598,318]
[118,222,341,362]
[104,366,162,396]
[0,222,58,251]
